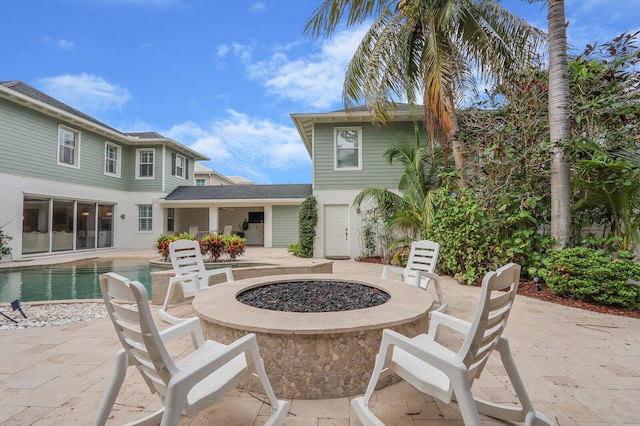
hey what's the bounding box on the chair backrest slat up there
[461,263,520,384]
[169,239,206,278]
[100,272,178,398]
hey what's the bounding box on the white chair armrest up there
[172,333,259,388]
[159,316,205,348]
[200,267,234,283]
[381,265,406,280]
[427,311,472,338]
[379,329,462,372]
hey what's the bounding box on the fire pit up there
[192,273,432,399]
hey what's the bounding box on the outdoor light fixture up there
[120,213,126,220]
[533,276,541,292]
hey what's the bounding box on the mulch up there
[356,257,640,319]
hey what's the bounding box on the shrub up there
[200,234,227,261]
[0,223,12,259]
[154,234,179,261]
[543,247,640,310]
[288,242,303,257]
[226,235,246,260]
[296,196,318,258]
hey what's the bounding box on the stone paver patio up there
[0,248,638,425]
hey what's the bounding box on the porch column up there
[263,205,272,248]
[208,206,219,234]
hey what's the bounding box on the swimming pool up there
[0,259,169,303]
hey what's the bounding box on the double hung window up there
[334,127,362,170]
[58,126,80,167]
[137,149,155,178]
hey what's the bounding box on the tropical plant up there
[225,235,247,260]
[0,222,12,259]
[154,234,179,261]
[200,234,227,261]
[353,125,441,255]
[305,0,545,183]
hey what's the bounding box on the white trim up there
[57,125,81,169]
[333,127,362,171]
[104,141,121,178]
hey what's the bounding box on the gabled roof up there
[0,80,209,161]
[291,103,425,155]
[163,184,312,201]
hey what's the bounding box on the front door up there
[324,205,349,258]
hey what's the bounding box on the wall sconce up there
[120,213,126,220]
[355,208,361,214]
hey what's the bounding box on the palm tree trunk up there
[548,0,572,249]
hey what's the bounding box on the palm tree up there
[546,0,572,248]
[353,124,441,244]
[305,0,545,183]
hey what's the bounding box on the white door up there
[324,205,350,258]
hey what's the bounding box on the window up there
[136,149,154,178]
[166,208,175,233]
[138,205,153,231]
[58,126,80,167]
[104,142,121,177]
[334,127,362,170]
[196,179,206,186]
[171,153,189,179]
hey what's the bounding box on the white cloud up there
[36,74,130,114]
[164,110,310,183]
[245,27,368,109]
[42,36,75,51]
[249,2,267,14]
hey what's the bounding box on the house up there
[1,79,421,260]
[291,104,426,259]
[0,80,208,260]
[194,163,254,186]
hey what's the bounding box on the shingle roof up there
[164,184,312,201]
[0,80,121,133]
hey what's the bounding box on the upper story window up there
[334,127,362,170]
[171,153,189,179]
[196,178,206,186]
[138,204,153,232]
[104,142,121,177]
[58,125,81,168]
[136,148,155,179]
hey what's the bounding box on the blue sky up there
[3,0,638,184]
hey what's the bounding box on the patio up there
[1,248,638,424]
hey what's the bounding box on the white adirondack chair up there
[352,263,553,426]
[159,239,234,324]
[381,240,447,312]
[95,272,289,426]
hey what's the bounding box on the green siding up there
[313,121,423,190]
[0,99,205,193]
[272,205,300,248]
[163,148,197,192]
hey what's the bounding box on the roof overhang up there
[291,106,424,156]
[0,84,209,161]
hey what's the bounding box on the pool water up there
[0,259,169,303]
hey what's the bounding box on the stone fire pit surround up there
[192,273,433,400]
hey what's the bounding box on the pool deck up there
[1,247,639,425]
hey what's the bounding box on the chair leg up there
[160,386,186,426]
[451,369,482,426]
[94,350,129,426]
[474,337,553,425]
[350,347,390,426]
[159,281,182,324]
